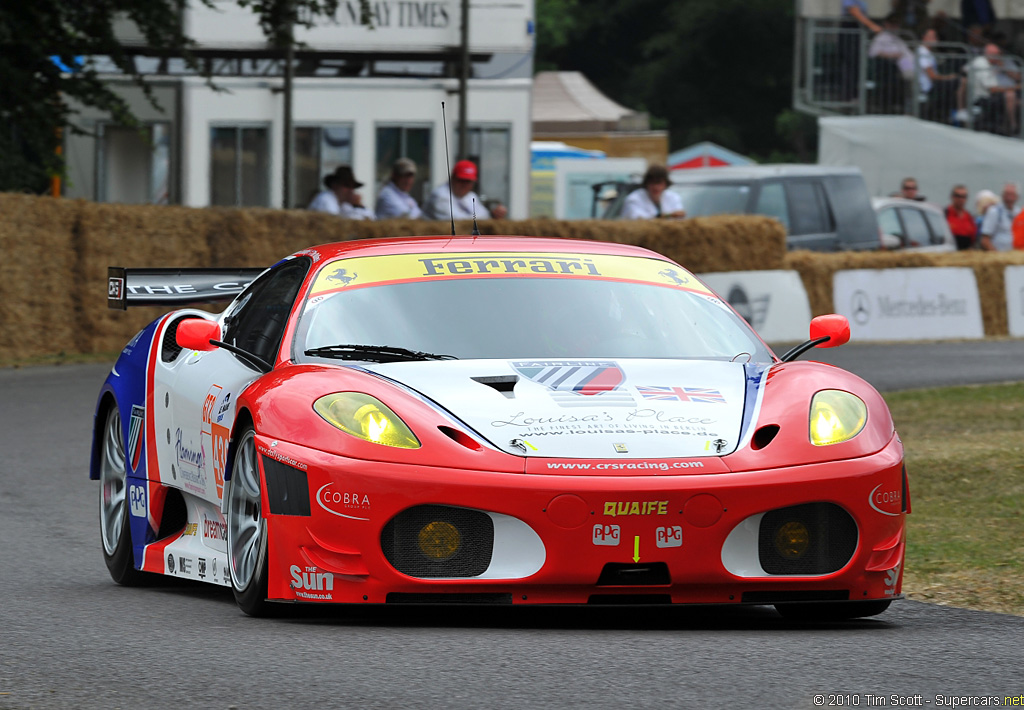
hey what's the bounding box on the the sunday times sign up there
[834,268,984,341]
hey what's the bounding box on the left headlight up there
[809,390,867,446]
[313,392,421,449]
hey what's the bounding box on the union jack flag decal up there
[128,405,145,472]
[636,386,726,404]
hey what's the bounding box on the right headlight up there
[313,392,421,449]
[809,390,867,446]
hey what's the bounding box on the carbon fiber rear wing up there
[107,266,267,310]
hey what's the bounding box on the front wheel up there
[774,599,892,621]
[99,405,145,586]
[226,427,271,616]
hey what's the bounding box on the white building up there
[64,0,535,218]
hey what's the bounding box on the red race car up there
[92,236,907,618]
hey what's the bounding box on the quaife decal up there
[290,565,334,600]
[512,361,635,408]
[316,483,370,520]
[603,501,669,517]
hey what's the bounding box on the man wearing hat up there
[621,165,686,220]
[424,159,508,221]
[307,165,374,220]
[375,158,423,219]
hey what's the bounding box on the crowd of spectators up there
[309,158,507,222]
[837,0,1024,136]
[898,174,1024,251]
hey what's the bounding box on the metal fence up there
[794,18,1024,139]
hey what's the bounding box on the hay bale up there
[0,194,81,361]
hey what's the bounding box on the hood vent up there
[471,375,519,398]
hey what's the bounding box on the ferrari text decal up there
[309,252,713,295]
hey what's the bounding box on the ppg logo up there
[129,484,146,518]
[592,524,620,546]
[656,526,683,548]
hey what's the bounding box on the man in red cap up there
[307,165,374,220]
[424,159,508,221]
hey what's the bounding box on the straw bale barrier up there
[1,191,1021,362]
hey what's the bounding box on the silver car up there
[871,197,956,252]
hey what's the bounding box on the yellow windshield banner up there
[309,252,712,296]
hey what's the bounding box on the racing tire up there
[774,599,892,621]
[227,427,273,617]
[99,406,145,586]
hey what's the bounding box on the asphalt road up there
[2,350,1023,710]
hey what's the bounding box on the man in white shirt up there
[307,165,374,220]
[375,158,423,219]
[621,165,686,220]
[979,181,1020,251]
[424,160,508,221]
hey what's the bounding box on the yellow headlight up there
[774,521,810,559]
[418,521,461,560]
[313,393,420,449]
[809,390,867,446]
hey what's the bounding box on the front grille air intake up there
[382,505,493,578]
[758,502,857,575]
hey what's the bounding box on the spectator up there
[839,0,882,100]
[961,0,996,34]
[868,14,916,111]
[978,182,1019,250]
[869,14,916,78]
[944,184,977,249]
[964,44,1021,135]
[974,189,999,232]
[621,166,686,220]
[896,176,926,201]
[423,160,508,221]
[308,166,374,220]
[375,158,423,219]
[916,28,960,119]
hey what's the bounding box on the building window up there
[375,125,432,206]
[210,125,270,207]
[97,123,171,204]
[459,124,511,212]
[293,125,353,209]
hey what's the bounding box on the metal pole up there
[283,7,295,208]
[457,0,469,160]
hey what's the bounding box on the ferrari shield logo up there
[511,360,635,407]
[128,405,144,473]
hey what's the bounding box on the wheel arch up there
[89,389,118,481]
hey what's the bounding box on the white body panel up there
[368,359,751,458]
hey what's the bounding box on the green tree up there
[0,0,366,193]
[534,0,800,161]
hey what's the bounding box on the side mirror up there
[779,314,851,362]
[176,319,221,351]
[809,314,850,348]
[880,232,903,250]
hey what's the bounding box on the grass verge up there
[888,383,1024,616]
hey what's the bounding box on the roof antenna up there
[441,101,456,237]
[471,198,480,236]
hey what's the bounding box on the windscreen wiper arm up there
[304,344,458,363]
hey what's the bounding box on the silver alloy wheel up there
[99,407,127,556]
[228,430,264,591]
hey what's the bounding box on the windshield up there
[669,183,751,217]
[295,252,773,363]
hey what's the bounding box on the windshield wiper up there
[304,344,458,363]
